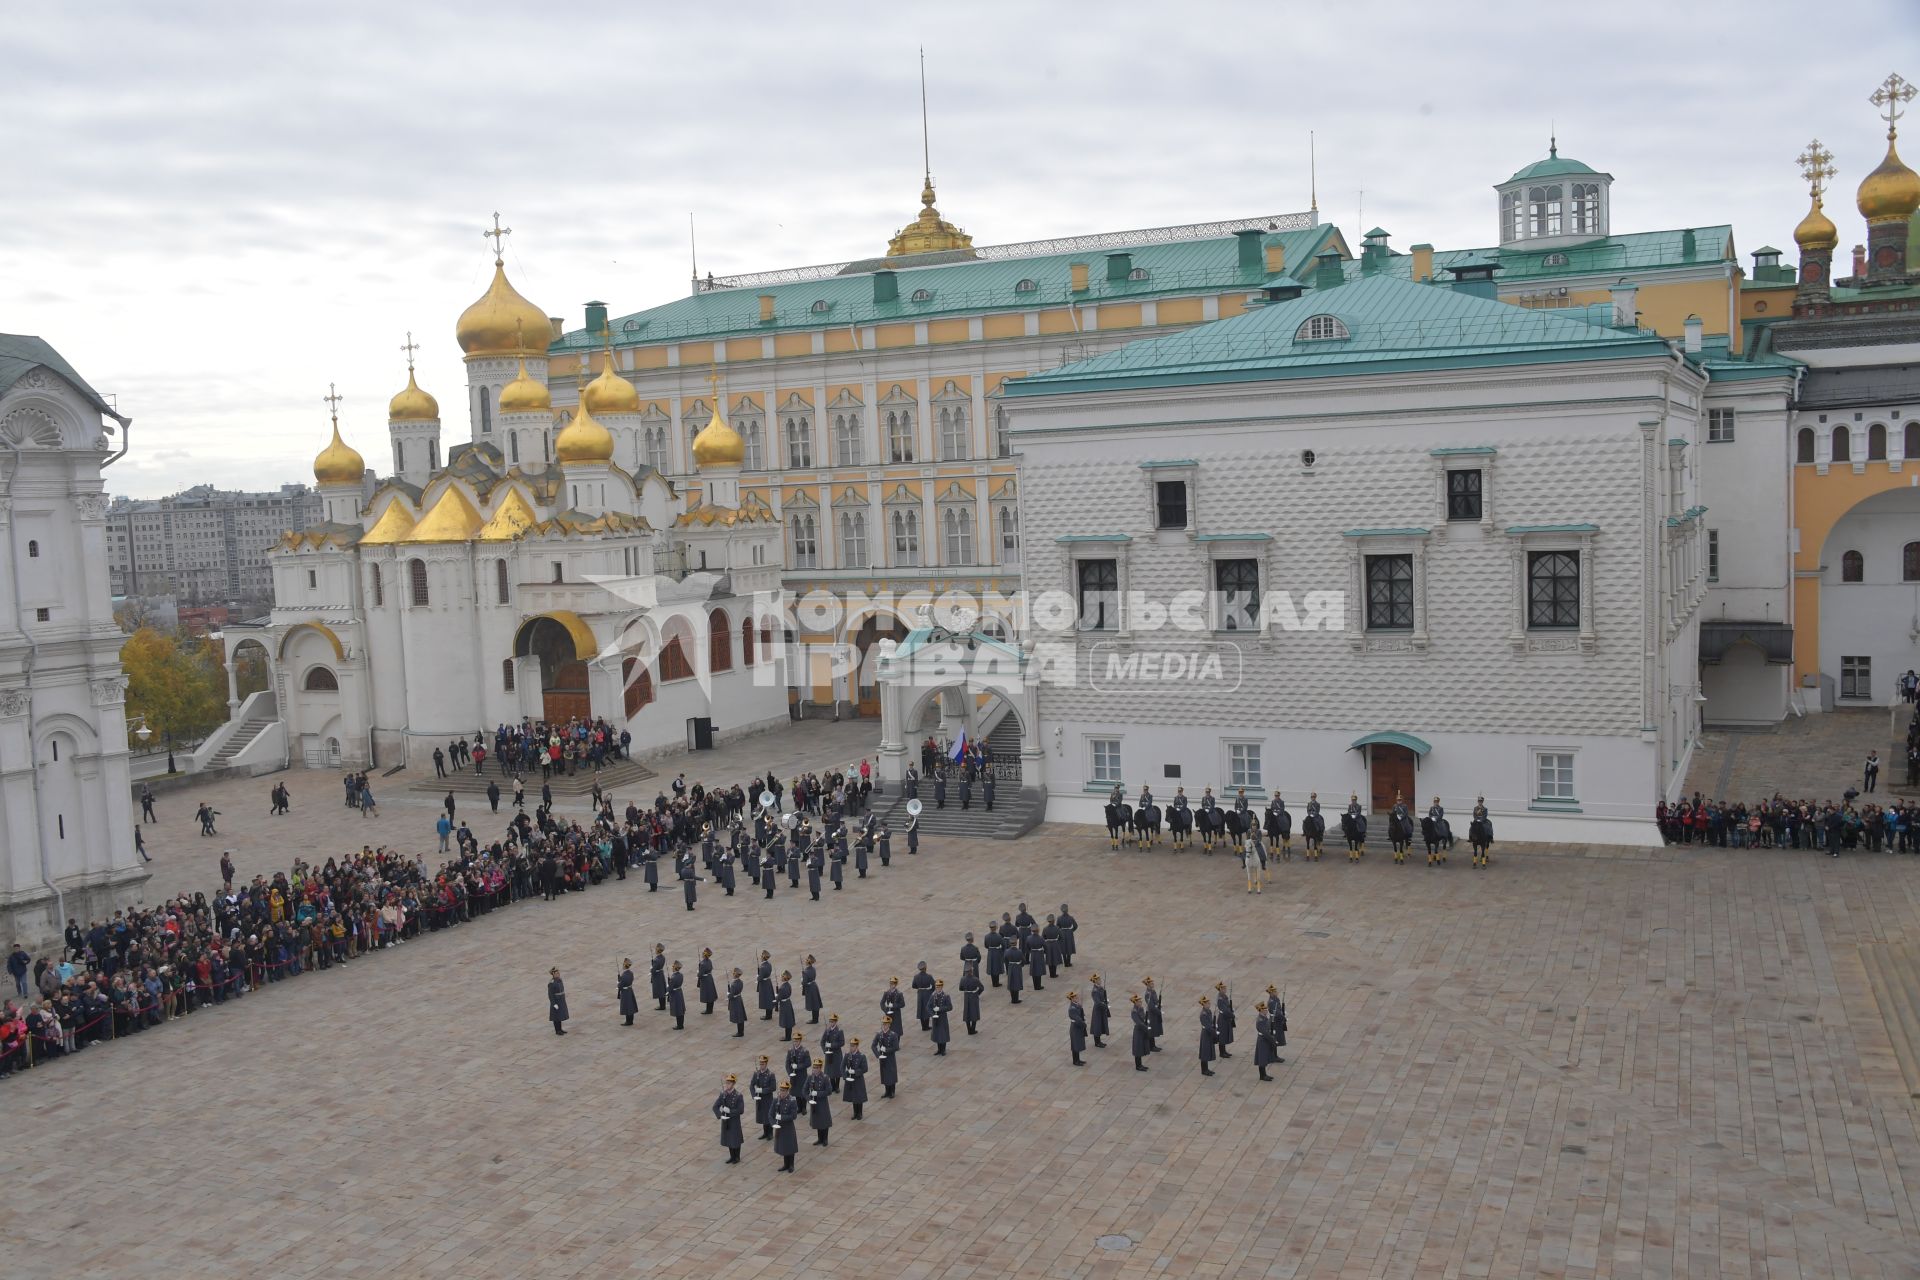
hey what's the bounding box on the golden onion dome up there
[498,356,552,414]
[387,368,439,421]
[691,402,746,468]
[581,356,641,415]
[554,401,615,464]
[456,261,552,358]
[313,423,365,486]
[1858,136,1920,224]
[1794,192,1839,251]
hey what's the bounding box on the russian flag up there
[949,729,967,763]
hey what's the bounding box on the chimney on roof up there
[1683,314,1703,354]
[873,270,898,304]
[1069,262,1089,293]
[584,300,609,336]
[759,294,776,323]
[1609,280,1639,328]
[1263,279,1306,303]
[1106,252,1133,283]
[1312,250,1345,292]
[1234,229,1263,274]
[548,317,564,340]
[1444,259,1501,300]
[1359,228,1390,276]
[1410,244,1434,284]
[1852,244,1868,278]
[1264,242,1286,275]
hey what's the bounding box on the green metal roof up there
[1681,333,1801,382]
[1348,226,1734,288]
[1007,273,1670,397]
[560,224,1346,351]
[1506,153,1607,182]
[1349,731,1432,755]
[0,333,126,423]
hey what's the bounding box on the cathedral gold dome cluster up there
[1856,135,1920,224]
[499,356,552,414]
[1793,193,1839,252]
[581,356,641,415]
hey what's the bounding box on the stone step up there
[208,717,275,765]
[871,788,1046,841]
[1861,942,1920,1101]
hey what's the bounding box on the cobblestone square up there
[7,724,1920,1279]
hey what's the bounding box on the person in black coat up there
[911,962,935,1029]
[727,967,748,1036]
[960,932,982,975]
[756,952,775,1020]
[650,945,668,1011]
[821,1013,845,1091]
[1254,1010,1281,1081]
[1089,974,1110,1047]
[903,817,917,856]
[714,1074,745,1163]
[802,956,822,1024]
[929,979,953,1055]
[1005,933,1025,1004]
[1042,916,1063,978]
[1057,905,1078,967]
[1197,996,1218,1076]
[1024,925,1047,991]
[807,848,824,901]
[678,850,699,910]
[983,923,1006,987]
[784,1033,810,1088]
[1212,981,1235,1058]
[642,846,659,892]
[759,845,778,898]
[617,958,638,1026]
[548,968,569,1036]
[806,1061,833,1146]
[1142,977,1163,1050]
[959,962,983,1034]
[771,1082,800,1171]
[750,1056,777,1138]
[874,1015,900,1097]
[697,949,718,1014]
[1129,994,1149,1070]
[776,971,797,1039]
[881,976,905,1036]
[934,772,947,809]
[1068,991,1088,1065]
[667,961,687,1029]
[841,1037,869,1118]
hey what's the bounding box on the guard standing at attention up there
[821,1013,845,1091]
[548,967,569,1036]
[1068,991,1088,1066]
[617,958,638,1026]
[959,962,983,1035]
[667,960,687,1030]
[776,970,797,1040]
[771,1081,800,1172]
[842,1036,869,1118]
[802,956,823,1024]
[1129,993,1150,1070]
[698,949,718,1015]
[929,979,953,1055]
[750,1055,777,1138]
[1213,981,1236,1058]
[881,976,906,1037]
[713,1074,745,1163]
[911,962,936,1030]
[1198,995,1218,1076]
[806,1059,834,1146]
[874,1015,901,1098]
[727,967,748,1036]
[650,944,668,1011]
[1089,974,1110,1047]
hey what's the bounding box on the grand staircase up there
[871,783,1047,841]
[203,711,277,770]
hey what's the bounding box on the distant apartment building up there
[108,483,323,603]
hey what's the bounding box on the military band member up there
[934,771,947,809]
[698,949,718,1015]
[1130,994,1150,1070]
[1089,974,1110,1047]
[904,764,920,800]
[1057,904,1079,967]
[802,956,823,1024]
[1005,931,1025,1004]
[1470,796,1494,869]
[1068,991,1088,1066]
[714,1074,745,1163]
[771,1081,800,1171]
[929,979,953,1055]
[1198,996,1218,1076]
[842,1037,870,1118]
[806,846,824,900]
[1142,976,1163,1051]
[874,1015,901,1098]
[959,962,983,1034]
[751,1055,777,1138]
[881,976,906,1037]
[667,960,687,1030]
[911,961,935,1029]
[650,944,668,1011]
[983,922,1006,986]
[1169,786,1192,849]
[776,971,796,1039]
[1025,923,1047,991]
[821,1013,845,1092]
[727,967,748,1037]
[1341,795,1367,862]
[806,1060,834,1146]
[960,931,982,974]
[679,850,699,910]
[1213,981,1235,1058]
[760,844,779,899]
[903,814,916,856]
[1303,792,1324,861]
[548,967,569,1036]
[1389,792,1413,864]
[853,830,869,879]
[784,1032,810,1088]
[756,951,775,1021]
[787,838,803,889]
[617,958,638,1026]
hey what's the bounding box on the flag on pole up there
[949,729,967,763]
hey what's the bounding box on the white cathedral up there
[255,244,790,771]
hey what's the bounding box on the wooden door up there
[1370,744,1416,812]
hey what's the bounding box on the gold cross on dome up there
[323,382,344,424]
[707,368,723,412]
[1797,139,1836,196]
[400,331,420,370]
[1870,72,1915,138]
[483,212,512,262]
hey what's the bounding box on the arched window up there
[408,558,429,607]
[998,506,1020,561]
[1842,549,1864,582]
[1905,542,1920,583]
[910,287,934,302]
[941,507,974,565]
[741,615,755,667]
[785,416,813,468]
[834,413,862,465]
[495,558,509,605]
[1527,184,1563,237]
[891,509,921,566]
[502,658,516,692]
[1015,278,1038,293]
[1832,426,1852,462]
[303,666,339,691]
[1295,314,1349,341]
[994,404,1010,457]
[1796,427,1816,463]
[887,410,914,462]
[1127,266,1149,281]
[369,563,383,606]
[1907,422,1920,458]
[840,511,868,568]
[1569,183,1602,235]
[645,428,666,472]
[742,419,765,470]
[509,433,520,464]
[708,608,732,673]
[659,618,694,682]
[789,513,818,568]
[477,387,492,436]
[760,621,774,660]
[26,540,38,558]
[939,405,968,460]
[810,299,830,314]
[1869,423,1888,460]
[1500,189,1524,242]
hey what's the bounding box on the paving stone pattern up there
[7,722,1920,1278]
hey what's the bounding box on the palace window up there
[659,620,695,682]
[810,299,830,314]
[1446,469,1483,521]
[839,511,868,568]
[1842,655,1871,699]
[1228,742,1262,790]
[307,570,317,589]
[408,558,429,607]
[621,656,651,715]
[1831,426,1851,462]
[789,513,818,569]
[887,410,915,463]
[742,420,765,470]
[1842,549,1864,582]
[1869,423,1888,461]
[1077,558,1118,630]
[997,506,1020,562]
[1526,550,1581,628]
[1905,541,1920,583]
[1707,530,1720,583]
[369,563,382,606]
[708,608,732,673]
[1089,737,1122,785]
[1214,558,1260,631]
[1365,554,1414,630]
[994,404,1011,457]
[1295,314,1349,342]
[910,288,934,302]
[1528,184,1563,237]
[502,658,515,692]
[740,616,756,667]
[495,558,509,605]
[645,428,666,472]
[1534,751,1576,802]
[1797,427,1815,463]
[1501,189,1524,242]
[1707,408,1736,443]
[834,413,863,466]
[938,405,968,460]
[941,507,975,565]
[784,416,812,469]
[1907,422,1920,458]
[890,509,921,567]
[1155,480,1188,530]
[303,667,338,692]
[1569,183,1602,235]
[1015,278,1038,293]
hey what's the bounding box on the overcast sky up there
[5,1,1915,498]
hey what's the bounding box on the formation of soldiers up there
[1068,977,1289,1081]
[1104,785,1495,874]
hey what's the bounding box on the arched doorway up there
[516,615,592,725]
[851,613,911,717]
[1351,732,1430,812]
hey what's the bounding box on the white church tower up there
[0,334,147,946]
[386,333,442,486]
[457,215,553,461]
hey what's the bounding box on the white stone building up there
[0,335,146,943]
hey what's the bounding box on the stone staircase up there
[1859,940,1920,1101]
[871,784,1047,841]
[984,712,1023,761]
[408,757,656,798]
[203,712,276,770]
